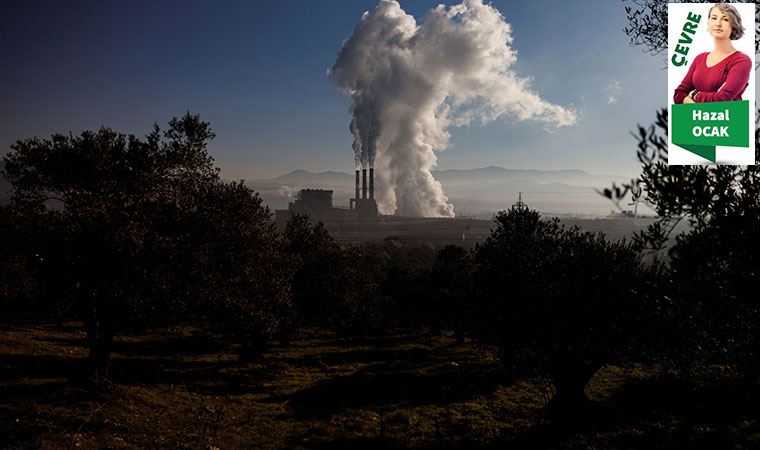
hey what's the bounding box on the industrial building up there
[274,163,379,228]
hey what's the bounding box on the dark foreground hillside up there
[2,323,759,449]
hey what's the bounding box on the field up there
[2,322,759,449]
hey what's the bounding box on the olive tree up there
[473,206,663,414]
[3,114,288,376]
[605,110,760,379]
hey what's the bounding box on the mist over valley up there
[248,166,637,218]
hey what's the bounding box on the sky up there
[2,0,674,180]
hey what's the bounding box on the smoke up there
[277,185,299,200]
[329,0,576,217]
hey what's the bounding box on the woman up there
[673,3,751,104]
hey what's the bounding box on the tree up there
[605,110,760,380]
[326,243,394,337]
[195,180,293,362]
[282,215,393,337]
[606,1,760,382]
[473,206,662,414]
[2,114,285,376]
[375,243,436,330]
[0,204,42,315]
[283,214,347,327]
[430,245,473,344]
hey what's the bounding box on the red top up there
[673,51,752,104]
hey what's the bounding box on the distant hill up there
[248,166,635,217]
[431,166,627,187]
[264,169,354,185]
[256,166,627,188]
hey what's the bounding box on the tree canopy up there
[472,205,663,413]
[2,113,286,376]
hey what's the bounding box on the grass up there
[1,322,760,449]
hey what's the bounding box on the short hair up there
[709,3,745,40]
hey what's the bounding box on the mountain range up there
[0,163,638,216]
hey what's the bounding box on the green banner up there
[671,100,749,162]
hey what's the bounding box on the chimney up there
[362,168,367,199]
[369,167,374,200]
[355,168,360,204]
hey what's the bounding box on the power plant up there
[273,164,495,247]
[275,163,378,226]
[272,173,653,248]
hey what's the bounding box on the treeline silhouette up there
[1,111,759,425]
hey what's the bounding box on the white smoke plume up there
[329,0,576,217]
[277,185,299,200]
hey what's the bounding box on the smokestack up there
[362,169,367,198]
[369,167,374,200]
[355,169,360,203]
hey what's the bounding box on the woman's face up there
[708,7,732,40]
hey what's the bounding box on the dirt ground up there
[1,322,759,449]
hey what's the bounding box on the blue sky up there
[2,0,669,180]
